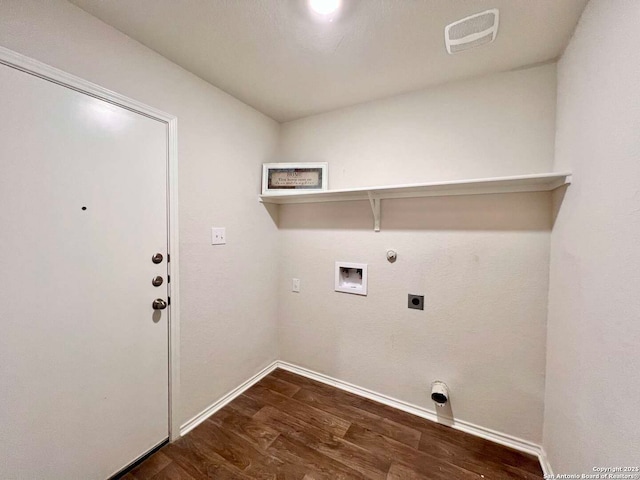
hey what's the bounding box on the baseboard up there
[276,361,544,460]
[179,360,279,436]
[538,448,554,477]
[179,359,547,473]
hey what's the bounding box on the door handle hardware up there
[152,276,164,287]
[152,299,167,310]
[151,253,163,264]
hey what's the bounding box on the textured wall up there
[0,0,280,426]
[275,65,557,443]
[544,0,640,471]
[278,64,557,187]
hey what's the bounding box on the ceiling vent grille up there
[445,9,499,54]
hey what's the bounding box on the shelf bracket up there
[367,192,381,232]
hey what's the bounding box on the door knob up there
[151,253,163,264]
[152,276,164,287]
[152,299,167,310]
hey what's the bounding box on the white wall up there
[544,0,640,471]
[278,64,557,188]
[0,0,280,426]
[275,64,557,443]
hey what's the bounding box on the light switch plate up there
[292,278,300,293]
[211,227,226,245]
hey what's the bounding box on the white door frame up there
[0,46,182,442]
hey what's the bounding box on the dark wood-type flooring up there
[122,369,543,479]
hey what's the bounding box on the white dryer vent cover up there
[445,9,499,54]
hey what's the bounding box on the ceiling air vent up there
[445,9,499,54]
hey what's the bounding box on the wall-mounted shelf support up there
[260,172,572,231]
[367,192,381,232]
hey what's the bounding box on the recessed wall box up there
[335,262,368,296]
[408,294,424,310]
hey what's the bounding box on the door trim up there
[0,46,182,441]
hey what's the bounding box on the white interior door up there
[0,62,170,479]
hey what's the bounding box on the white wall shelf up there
[259,172,572,231]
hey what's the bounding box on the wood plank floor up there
[122,369,543,479]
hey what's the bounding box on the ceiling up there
[69,0,588,122]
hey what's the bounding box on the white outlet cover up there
[211,227,226,245]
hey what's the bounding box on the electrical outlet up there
[211,227,226,245]
[292,278,300,293]
[408,294,424,310]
